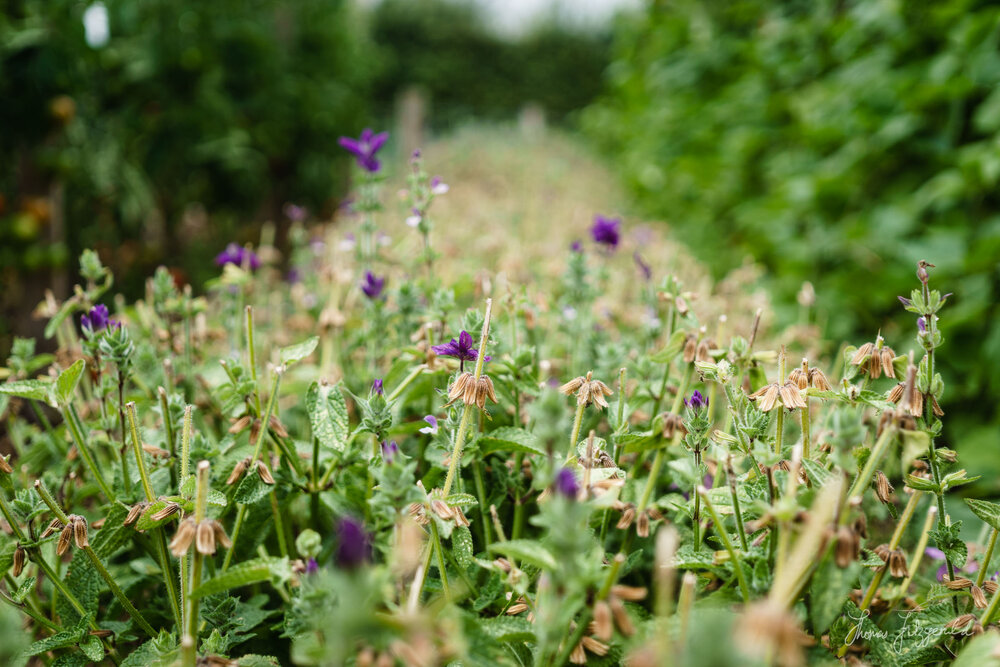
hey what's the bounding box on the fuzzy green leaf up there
[488,539,557,571]
[191,557,291,599]
[306,381,349,453]
[238,657,281,667]
[12,576,35,603]
[452,526,474,568]
[444,493,479,508]
[234,470,272,505]
[279,336,319,367]
[54,359,86,405]
[477,427,544,457]
[809,558,859,635]
[22,615,89,657]
[954,633,1000,667]
[929,522,968,569]
[650,329,687,363]
[966,498,1000,532]
[135,499,179,532]
[480,616,535,642]
[80,635,105,661]
[0,379,54,405]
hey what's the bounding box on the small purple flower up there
[287,268,301,284]
[360,272,386,300]
[590,215,621,250]
[897,296,912,307]
[685,390,708,411]
[570,240,583,253]
[81,304,111,332]
[925,546,979,581]
[215,243,260,271]
[412,148,421,159]
[338,128,389,173]
[283,203,307,222]
[371,379,384,396]
[406,207,422,228]
[634,251,652,281]
[431,177,449,195]
[917,317,927,334]
[554,467,579,499]
[431,331,490,363]
[335,517,371,569]
[419,415,439,435]
[381,440,399,464]
[305,557,319,575]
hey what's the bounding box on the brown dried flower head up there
[559,371,613,410]
[444,372,497,410]
[747,377,806,412]
[851,336,897,380]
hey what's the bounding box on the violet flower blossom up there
[554,467,579,499]
[419,416,439,435]
[634,251,652,281]
[215,243,260,271]
[685,390,709,411]
[360,272,386,300]
[338,129,388,173]
[590,215,621,250]
[81,304,112,332]
[335,517,371,569]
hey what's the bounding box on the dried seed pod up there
[610,585,647,601]
[560,371,614,410]
[57,524,74,556]
[228,415,252,434]
[636,511,650,538]
[616,505,636,530]
[592,601,613,641]
[580,636,609,657]
[210,520,232,549]
[40,518,63,540]
[196,520,216,555]
[808,367,832,391]
[887,549,908,578]
[984,581,999,595]
[72,516,89,549]
[970,585,988,609]
[13,545,26,577]
[170,518,197,557]
[226,458,249,485]
[256,461,275,485]
[269,415,289,438]
[873,471,894,504]
[430,499,454,520]
[945,577,974,590]
[0,455,12,474]
[835,526,859,568]
[151,502,182,522]
[610,597,635,636]
[124,502,149,527]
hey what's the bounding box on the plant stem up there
[387,365,425,402]
[845,427,896,503]
[429,521,450,601]
[699,486,749,601]
[978,528,999,588]
[548,555,625,667]
[126,402,182,629]
[246,306,262,418]
[442,299,492,497]
[63,405,115,502]
[859,491,922,611]
[567,401,585,459]
[726,457,749,552]
[34,480,156,637]
[472,461,492,550]
[158,387,177,487]
[183,461,211,667]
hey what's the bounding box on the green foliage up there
[586,0,1000,457]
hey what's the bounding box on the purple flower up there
[81,304,111,332]
[381,440,399,464]
[215,243,260,271]
[431,331,490,363]
[634,251,652,281]
[685,390,708,411]
[335,517,371,569]
[898,296,912,307]
[554,467,579,499]
[917,317,927,333]
[419,415,439,435]
[590,215,621,250]
[406,207,422,228]
[305,557,319,575]
[283,203,307,222]
[338,128,389,173]
[431,177,449,195]
[925,546,979,581]
[361,272,386,300]
[570,240,583,253]
[371,379,384,396]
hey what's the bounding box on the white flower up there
[83,2,110,48]
[418,416,438,435]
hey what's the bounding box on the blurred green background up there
[1,0,998,480]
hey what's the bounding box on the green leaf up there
[809,557,859,635]
[904,474,940,493]
[650,329,687,363]
[92,503,133,559]
[967,498,1000,532]
[44,300,77,340]
[306,381,349,453]
[191,557,291,599]
[22,615,89,657]
[80,635,104,662]
[279,336,319,367]
[135,499,180,532]
[954,632,1000,667]
[12,576,35,603]
[0,541,15,577]
[54,359,86,405]
[488,540,557,571]
[477,427,544,457]
[444,493,479,509]
[801,459,833,487]
[0,379,54,405]
[452,526,474,568]
[234,470,272,505]
[479,616,535,643]
[237,657,281,667]
[930,521,968,569]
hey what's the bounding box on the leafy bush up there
[0,137,997,665]
[584,0,1000,466]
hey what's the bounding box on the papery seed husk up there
[881,348,896,379]
[256,461,275,484]
[151,503,181,521]
[888,550,908,578]
[945,614,979,631]
[88,629,113,638]
[454,508,470,527]
[269,415,289,438]
[57,525,73,556]
[142,444,170,458]
[851,343,875,366]
[13,546,25,577]
[610,584,647,601]
[559,376,586,396]
[617,506,636,530]
[124,503,147,527]
[430,499,454,520]
[169,518,196,557]
[73,517,89,549]
[682,337,697,364]
[569,643,586,665]
[984,581,999,595]
[887,383,905,404]
[636,511,650,538]
[610,597,635,636]
[945,578,974,590]
[580,636,609,657]
[41,518,63,539]
[835,527,859,568]
[228,415,252,434]
[493,558,512,573]
[932,395,944,417]
[226,459,248,485]
[873,471,893,504]
[0,456,12,474]
[196,520,216,555]
[809,368,832,391]
[758,385,780,412]
[592,601,613,641]
[211,520,232,549]
[506,603,529,615]
[971,585,988,609]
